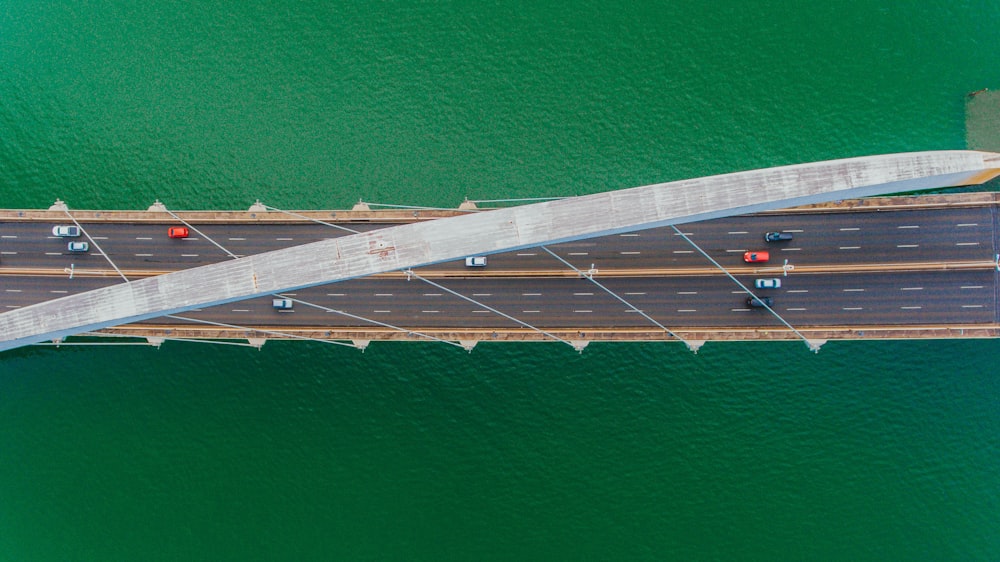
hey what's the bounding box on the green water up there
[2,2,999,560]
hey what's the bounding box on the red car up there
[743,250,769,263]
[168,226,189,239]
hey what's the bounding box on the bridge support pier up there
[685,340,706,353]
[247,337,267,349]
[459,340,478,352]
[806,339,827,353]
[352,339,370,352]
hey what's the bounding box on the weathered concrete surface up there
[2,150,1000,351]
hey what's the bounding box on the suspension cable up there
[670,225,818,351]
[405,271,575,348]
[540,246,689,346]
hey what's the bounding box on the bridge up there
[1,150,999,352]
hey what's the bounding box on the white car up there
[67,241,89,252]
[754,278,781,289]
[52,225,81,237]
[272,298,293,310]
[465,256,487,267]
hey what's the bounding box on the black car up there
[746,296,774,308]
[764,231,793,242]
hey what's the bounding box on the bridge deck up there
[2,150,999,351]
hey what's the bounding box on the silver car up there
[52,225,81,237]
[754,278,781,289]
[67,241,89,252]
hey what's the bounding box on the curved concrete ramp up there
[2,150,999,351]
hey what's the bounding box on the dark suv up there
[764,231,793,242]
[746,296,774,308]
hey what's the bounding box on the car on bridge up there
[743,250,769,263]
[52,225,80,237]
[754,278,781,289]
[67,242,89,252]
[765,231,793,242]
[272,298,293,310]
[465,256,487,267]
[168,226,189,238]
[746,296,774,308]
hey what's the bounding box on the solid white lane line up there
[135,237,153,240]
[956,223,978,227]
[786,289,809,293]
[472,293,491,297]
[725,249,744,253]
[896,244,919,248]
[901,306,922,310]
[897,225,919,229]
[839,246,860,250]
[375,293,393,297]
[673,250,694,254]
[573,292,594,296]
[672,232,693,236]
[625,292,646,296]
[421,310,439,313]
[955,242,979,246]
[676,309,697,313]
[781,247,802,251]
[422,293,442,297]
[677,291,697,295]
[45,252,61,256]
[619,251,640,255]
[373,310,391,313]
[568,252,588,256]
[516,253,536,256]
[900,287,923,291]
[231,309,250,312]
[843,307,863,311]
[522,310,540,313]
[727,231,748,235]
[522,293,542,296]
[135,253,153,257]
[228,237,246,241]
[5,289,22,292]
[961,285,984,289]
[784,229,804,233]
[1,235,17,239]
[962,304,984,308]
[181,254,199,257]
[574,310,593,313]
[786,307,807,311]
[0,251,17,255]
[843,288,865,292]
[326,293,345,296]
[840,227,860,231]
[276,237,294,241]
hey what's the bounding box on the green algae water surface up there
[2,1,1000,560]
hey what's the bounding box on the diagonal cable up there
[167,314,359,348]
[406,270,575,348]
[670,225,817,351]
[275,295,467,349]
[161,207,240,259]
[260,204,362,234]
[63,210,130,282]
[539,246,689,345]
